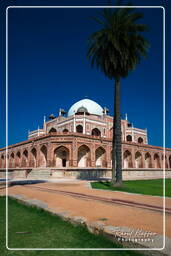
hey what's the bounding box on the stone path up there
[1,180,171,254]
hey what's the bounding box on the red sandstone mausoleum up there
[0,99,171,180]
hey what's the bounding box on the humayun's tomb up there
[0,98,171,180]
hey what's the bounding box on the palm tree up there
[87,3,149,186]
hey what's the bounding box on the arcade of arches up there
[1,142,171,169]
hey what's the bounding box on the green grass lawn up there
[0,196,142,256]
[91,179,171,197]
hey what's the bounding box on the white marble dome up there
[68,99,103,116]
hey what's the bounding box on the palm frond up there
[87,6,150,79]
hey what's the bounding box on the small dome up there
[68,99,103,116]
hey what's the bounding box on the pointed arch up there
[138,137,143,144]
[92,128,101,137]
[76,125,83,133]
[63,129,69,133]
[16,151,21,167]
[145,152,152,168]
[95,147,107,167]
[123,150,133,168]
[21,149,28,167]
[135,151,143,168]
[30,148,37,167]
[49,127,57,133]
[126,135,132,142]
[39,145,47,167]
[78,145,91,167]
[54,146,69,167]
[10,152,15,168]
[154,153,161,168]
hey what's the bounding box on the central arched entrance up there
[78,145,90,167]
[95,147,106,167]
[54,146,69,167]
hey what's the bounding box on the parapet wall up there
[51,168,171,180]
[0,168,171,180]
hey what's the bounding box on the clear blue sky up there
[0,0,170,148]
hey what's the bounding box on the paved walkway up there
[1,180,171,252]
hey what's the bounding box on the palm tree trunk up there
[113,77,122,186]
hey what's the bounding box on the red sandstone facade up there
[0,99,171,170]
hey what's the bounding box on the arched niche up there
[95,147,106,167]
[21,149,28,167]
[126,135,132,142]
[49,127,57,133]
[10,152,15,168]
[78,145,91,167]
[76,125,83,133]
[123,150,133,168]
[63,129,69,133]
[135,151,143,168]
[54,146,69,167]
[145,152,152,168]
[154,153,161,168]
[16,151,21,167]
[39,145,47,167]
[30,148,37,167]
[92,128,101,137]
[138,137,143,144]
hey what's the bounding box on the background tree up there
[87,2,149,186]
